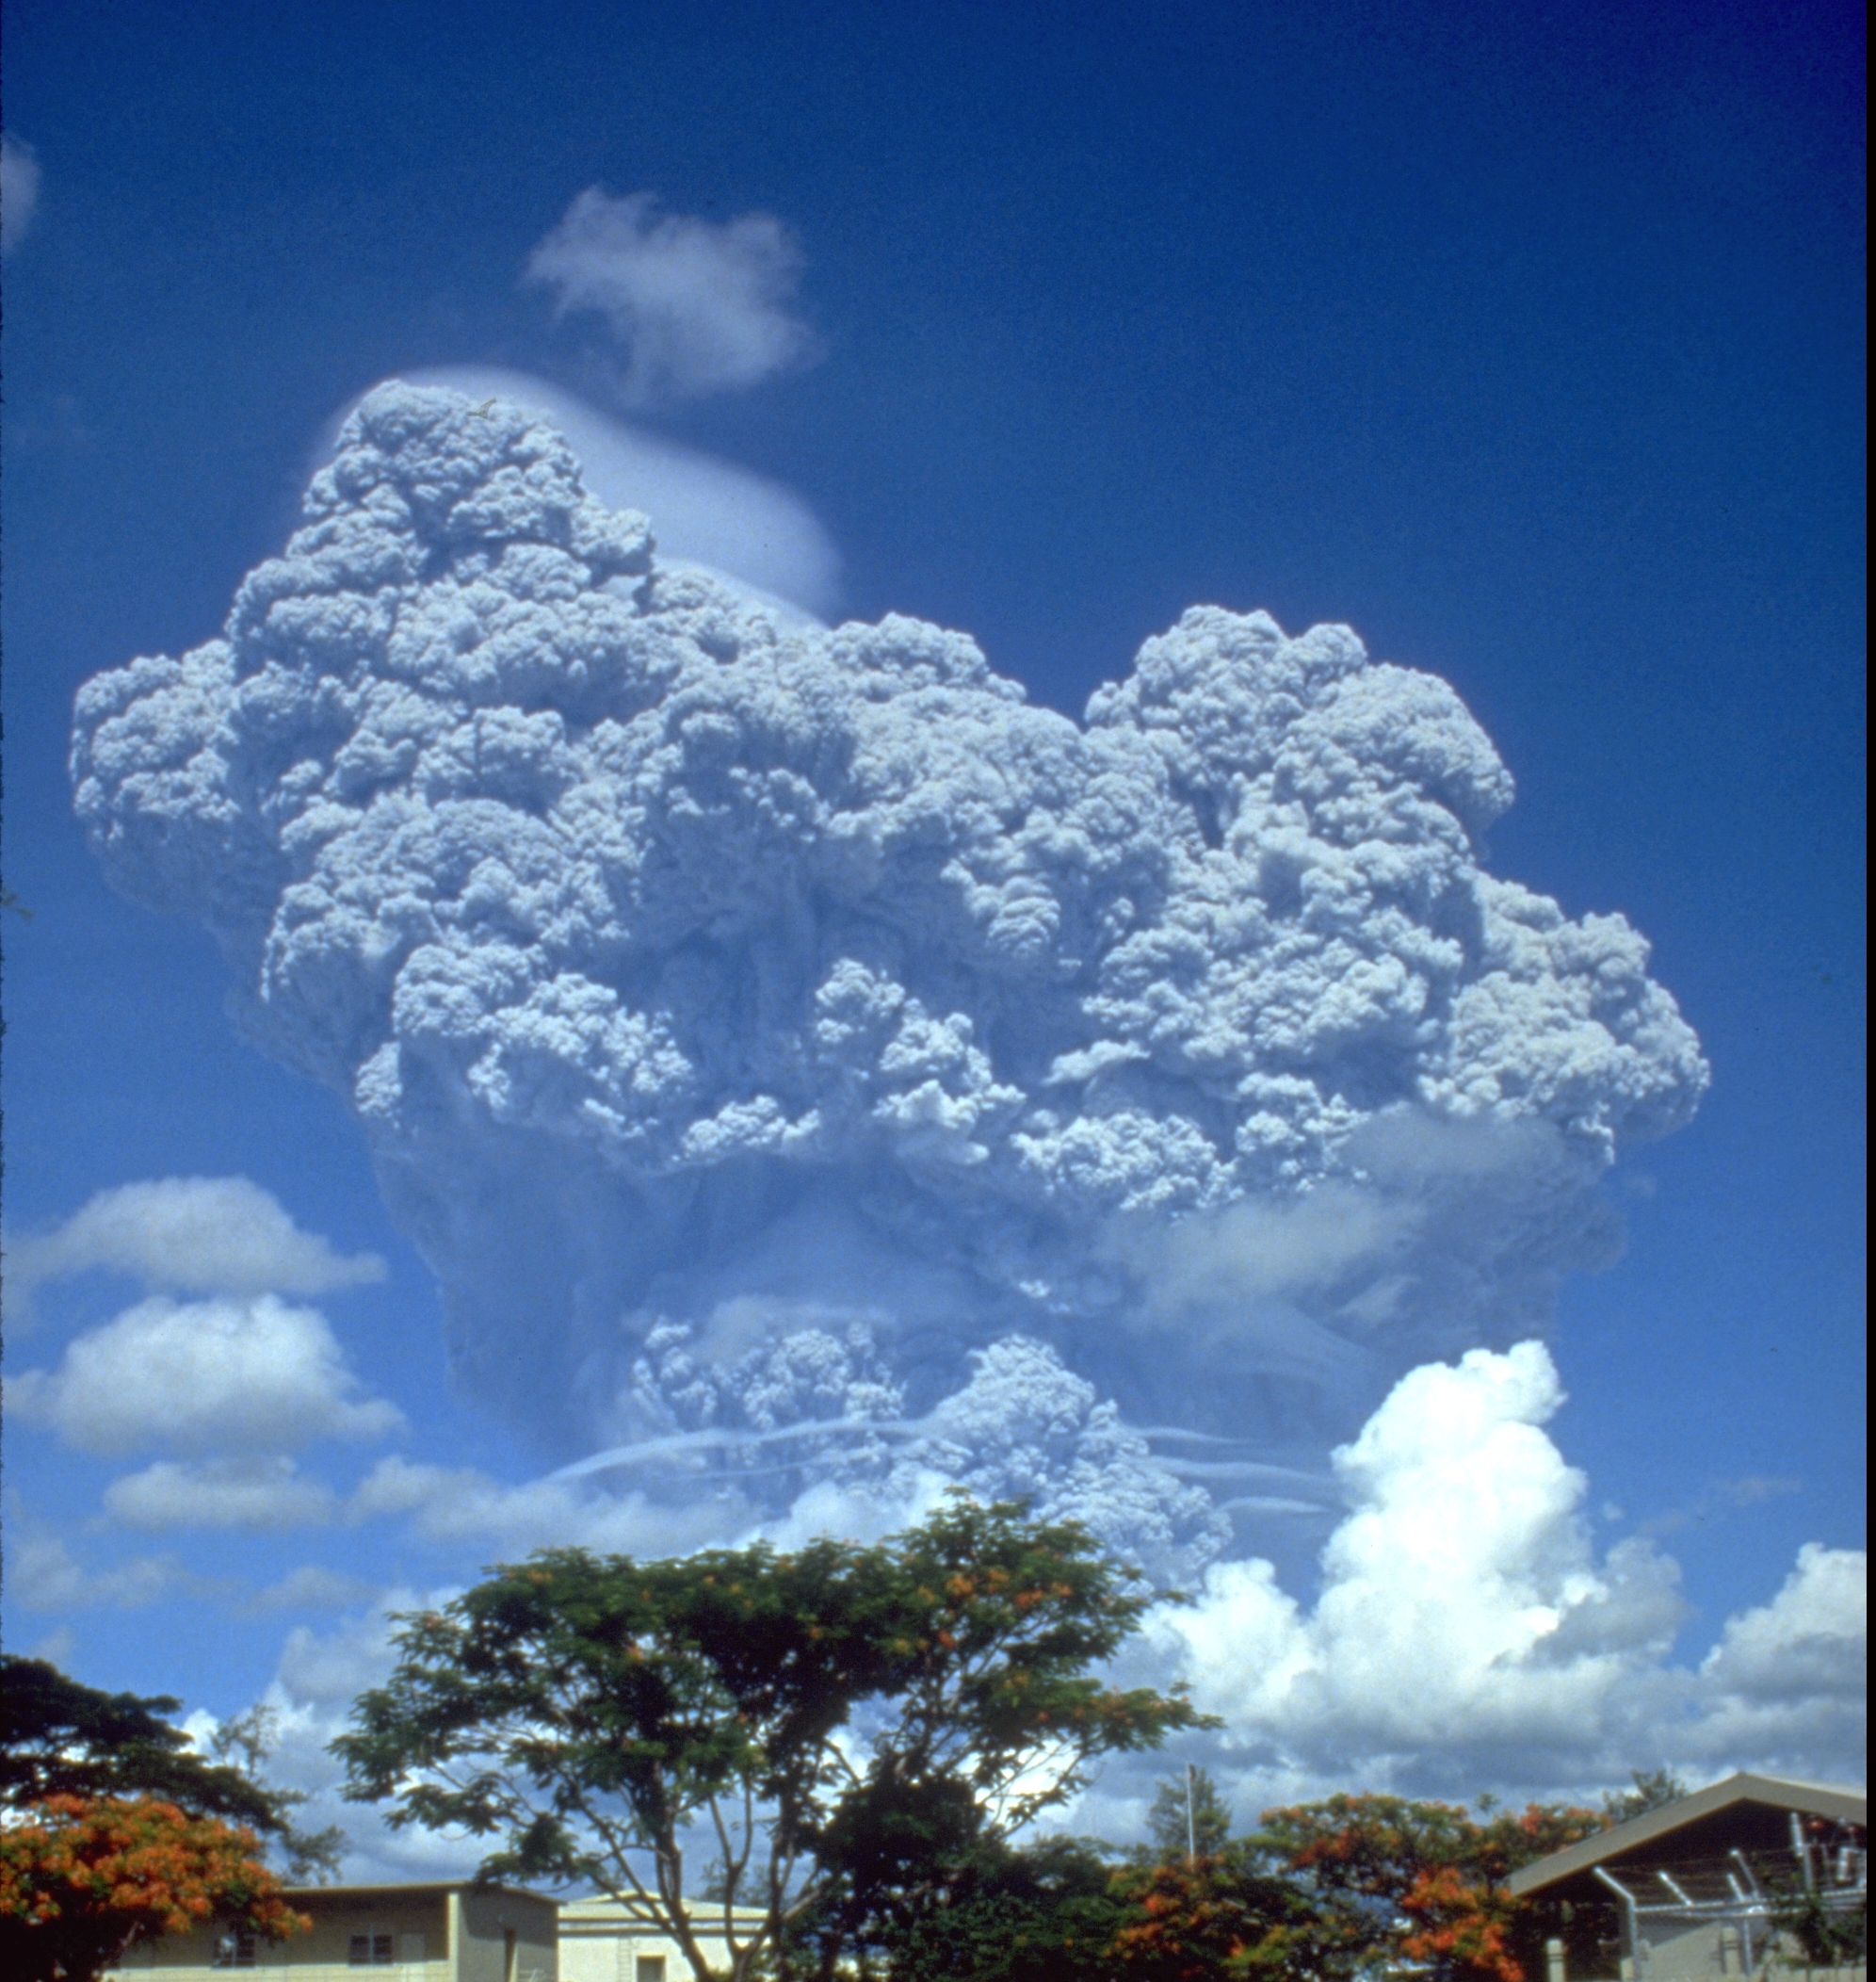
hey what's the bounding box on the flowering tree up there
[333,1497,1206,1982]
[1107,1852,1315,1979]
[0,1655,341,1880]
[1255,1794,1609,1981]
[0,1794,310,1982]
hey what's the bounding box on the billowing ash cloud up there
[71,383,1707,1518]
[317,368,843,620]
[579,1329,1233,1587]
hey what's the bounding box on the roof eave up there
[1507,1774,1868,1897]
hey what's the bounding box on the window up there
[636,1960,667,1982]
[211,1927,256,1968]
[348,1931,396,1964]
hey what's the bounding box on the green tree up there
[0,1657,340,1878]
[868,1834,1124,1981]
[2,1658,272,1823]
[1136,1765,1234,1863]
[1600,1768,1689,1825]
[204,1705,347,1882]
[1768,1880,1868,1969]
[332,1497,1207,1982]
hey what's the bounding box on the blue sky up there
[1,0,1863,1844]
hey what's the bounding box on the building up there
[106,1880,558,1982]
[103,1881,774,1982]
[1507,1772,1867,1980]
[558,1894,769,1982]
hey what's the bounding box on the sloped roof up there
[559,1894,768,1926]
[281,1878,557,1905]
[1508,1773,1867,1897]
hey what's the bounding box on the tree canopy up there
[1599,1766,1690,1825]
[1135,1764,1235,1865]
[332,1496,1208,1982]
[858,1833,1124,1982]
[0,1657,343,1882]
[1,1657,277,1827]
[1254,1793,1610,1980]
[3,1563,1695,1982]
[0,1794,309,1982]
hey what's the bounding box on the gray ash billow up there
[72,383,1707,1555]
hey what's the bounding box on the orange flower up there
[0,1794,312,1978]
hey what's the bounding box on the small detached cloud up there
[526,187,822,407]
[8,1176,386,1311]
[104,1457,338,1532]
[247,1566,379,1614]
[5,1524,186,1613]
[348,1454,732,1560]
[2,134,40,256]
[1637,1473,1803,1538]
[8,1293,403,1457]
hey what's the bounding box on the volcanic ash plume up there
[72,384,1708,1495]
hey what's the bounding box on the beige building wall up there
[558,1894,768,1982]
[106,1882,556,1982]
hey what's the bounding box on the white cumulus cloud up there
[526,187,821,406]
[2,133,40,256]
[271,1586,433,1712]
[209,1347,1861,1878]
[1702,1542,1866,1700]
[8,1175,386,1312]
[8,1293,403,1456]
[1680,1543,1868,1775]
[1135,1342,1864,1796]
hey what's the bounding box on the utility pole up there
[1186,1763,1197,1863]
